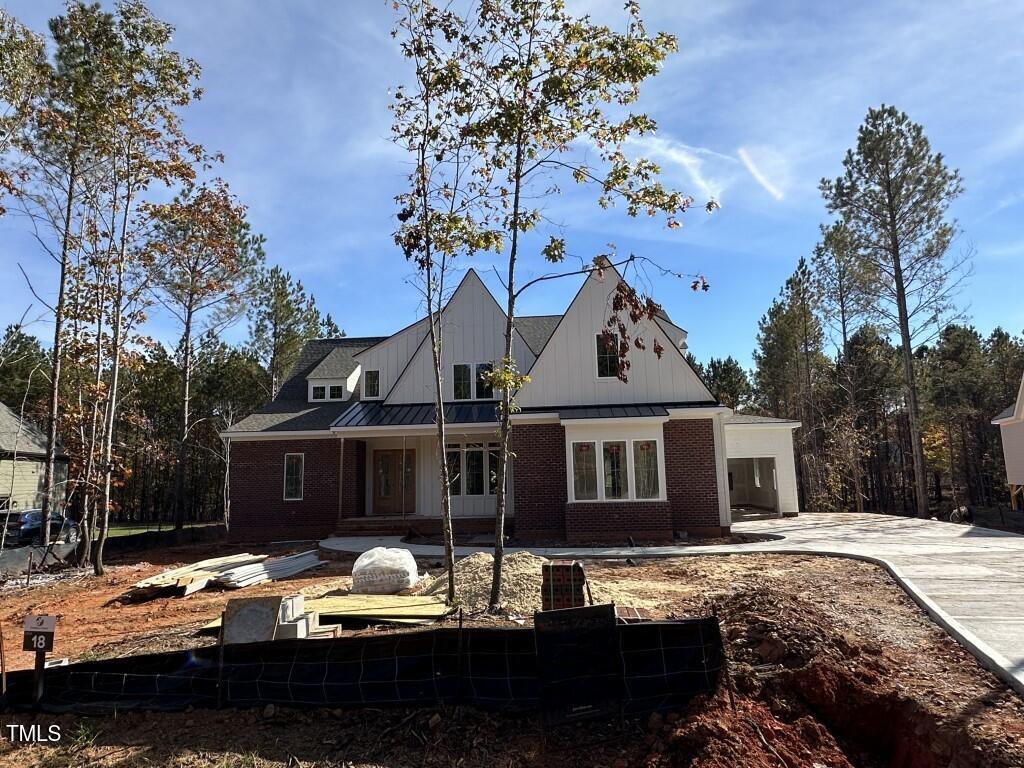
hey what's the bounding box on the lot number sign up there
[23,614,57,652]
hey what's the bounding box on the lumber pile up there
[124,550,324,602]
[214,550,324,588]
[125,553,268,602]
[306,594,452,626]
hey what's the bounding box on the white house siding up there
[353,318,429,401]
[360,429,511,518]
[1001,421,1024,485]
[516,269,713,408]
[0,457,67,512]
[724,425,799,516]
[387,271,535,405]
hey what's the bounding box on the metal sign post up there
[23,614,56,708]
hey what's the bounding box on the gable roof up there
[993,371,1024,424]
[724,413,801,426]
[0,402,64,458]
[275,337,386,401]
[516,315,561,356]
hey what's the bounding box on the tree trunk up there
[41,156,78,546]
[172,303,195,530]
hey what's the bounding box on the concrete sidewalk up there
[320,512,1024,696]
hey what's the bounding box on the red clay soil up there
[1,551,1023,767]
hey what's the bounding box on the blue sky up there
[3,0,1023,369]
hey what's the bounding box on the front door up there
[372,449,416,515]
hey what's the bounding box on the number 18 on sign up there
[23,615,56,653]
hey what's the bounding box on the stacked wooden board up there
[306,594,452,626]
[214,550,324,588]
[124,550,324,602]
[125,553,268,602]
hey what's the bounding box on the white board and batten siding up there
[516,269,713,408]
[386,271,535,405]
[354,318,429,401]
[724,425,799,516]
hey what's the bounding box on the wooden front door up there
[372,449,416,515]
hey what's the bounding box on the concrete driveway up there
[320,512,1024,696]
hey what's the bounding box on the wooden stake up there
[0,624,6,697]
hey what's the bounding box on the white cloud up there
[624,135,737,204]
[737,146,786,201]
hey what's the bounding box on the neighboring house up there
[222,266,801,543]
[0,402,68,513]
[992,371,1024,510]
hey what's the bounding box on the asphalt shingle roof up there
[994,404,1015,421]
[0,402,63,457]
[724,413,801,425]
[516,315,561,355]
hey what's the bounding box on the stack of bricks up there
[541,560,588,611]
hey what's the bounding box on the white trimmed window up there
[596,333,619,378]
[568,433,664,502]
[453,364,472,400]
[363,370,380,399]
[283,454,304,500]
[329,384,344,399]
[446,442,502,496]
[311,385,326,400]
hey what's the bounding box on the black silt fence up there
[1,618,723,718]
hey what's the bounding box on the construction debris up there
[306,594,451,626]
[351,547,418,594]
[214,550,324,588]
[124,553,268,602]
[123,550,324,602]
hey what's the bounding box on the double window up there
[570,438,661,502]
[445,442,502,496]
[453,362,495,400]
[311,383,346,401]
[363,369,380,399]
[283,454,304,500]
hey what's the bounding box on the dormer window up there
[312,386,326,400]
[329,385,344,399]
[363,370,380,399]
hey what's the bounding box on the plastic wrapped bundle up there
[351,547,419,594]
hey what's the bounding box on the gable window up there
[364,369,380,398]
[283,454,304,500]
[453,364,472,400]
[311,386,326,400]
[596,334,619,378]
[476,363,494,399]
[329,384,344,400]
[568,435,664,502]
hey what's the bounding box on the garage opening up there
[728,457,779,519]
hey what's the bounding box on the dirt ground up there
[1,545,1023,767]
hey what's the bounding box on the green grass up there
[93,521,221,539]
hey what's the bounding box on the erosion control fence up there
[0,616,723,719]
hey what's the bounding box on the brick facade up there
[229,438,342,541]
[339,438,366,522]
[510,423,567,540]
[664,419,723,535]
[514,417,726,543]
[230,416,726,543]
[565,502,673,544]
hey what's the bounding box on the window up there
[283,454,304,500]
[569,436,664,502]
[465,444,484,495]
[488,445,502,495]
[572,442,598,500]
[453,364,472,400]
[603,441,628,499]
[311,386,326,400]
[445,447,462,496]
[633,440,660,499]
[364,370,380,398]
[596,334,619,378]
[476,363,494,399]
[329,384,344,400]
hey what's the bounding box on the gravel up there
[424,551,548,614]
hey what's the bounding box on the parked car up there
[1,509,79,545]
